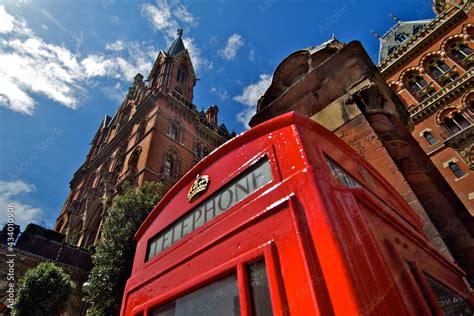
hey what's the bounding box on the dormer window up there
[177,65,187,87]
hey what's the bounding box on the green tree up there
[84,182,163,315]
[13,261,75,316]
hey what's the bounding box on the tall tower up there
[55,30,234,247]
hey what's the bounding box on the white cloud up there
[183,37,213,71]
[142,0,211,71]
[0,5,15,33]
[219,33,244,61]
[174,4,198,27]
[105,39,125,51]
[210,86,229,101]
[102,82,126,103]
[0,6,158,115]
[234,74,272,128]
[0,180,44,230]
[141,1,176,37]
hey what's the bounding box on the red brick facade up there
[380,1,473,213]
[54,32,233,247]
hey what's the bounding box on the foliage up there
[12,261,75,316]
[84,182,163,316]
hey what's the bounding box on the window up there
[248,260,273,316]
[150,274,240,316]
[448,41,472,62]
[170,123,181,142]
[128,148,141,170]
[423,131,436,145]
[448,162,464,178]
[404,73,430,98]
[427,59,450,78]
[196,144,209,160]
[442,112,470,135]
[177,65,187,86]
[326,158,361,189]
[424,274,473,315]
[163,156,174,177]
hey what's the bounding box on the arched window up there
[195,143,209,161]
[441,112,470,136]
[163,155,174,177]
[403,72,435,101]
[405,73,428,94]
[427,58,450,78]
[177,65,187,87]
[448,41,473,64]
[162,149,181,179]
[128,147,141,170]
[169,121,182,143]
[425,57,459,85]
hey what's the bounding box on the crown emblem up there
[187,174,210,202]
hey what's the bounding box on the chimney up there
[205,105,219,126]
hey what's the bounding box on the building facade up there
[54,30,233,248]
[0,224,92,316]
[378,0,473,212]
[249,38,474,283]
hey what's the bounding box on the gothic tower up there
[55,30,234,247]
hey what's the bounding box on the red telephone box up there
[121,112,473,316]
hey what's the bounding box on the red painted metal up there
[121,112,473,315]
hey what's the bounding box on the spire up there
[167,28,186,56]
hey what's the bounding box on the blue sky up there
[0,0,436,230]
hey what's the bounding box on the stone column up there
[351,84,474,285]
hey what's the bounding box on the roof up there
[167,29,186,56]
[378,19,433,63]
[14,224,92,270]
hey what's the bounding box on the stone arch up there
[467,144,474,168]
[436,105,462,124]
[440,33,471,52]
[419,50,447,69]
[398,66,425,83]
[462,23,474,36]
[461,89,474,110]
[388,80,403,92]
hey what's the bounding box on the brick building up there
[378,0,473,212]
[0,224,92,315]
[54,30,233,248]
[249,37,474,283]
